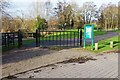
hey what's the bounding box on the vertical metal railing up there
[67,31,68,47]
[80,29,82,47]
[77,28,79,46]
[36,29,82,48]
[74,32,75,46]
[2,30,23,48]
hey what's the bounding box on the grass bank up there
[84,36,119,53]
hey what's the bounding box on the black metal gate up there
[36,28,82,47]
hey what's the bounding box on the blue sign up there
[83,24,94,50]
[85,26,92,38]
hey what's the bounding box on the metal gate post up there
[77,28,80,46]
[36,29,38,47]
[18,29,22,48]
[39,29,40,47]
[80,29,82,47]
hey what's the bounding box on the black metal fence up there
[2,30,23,48]
[2,28,82,50]
[36,28,82,47]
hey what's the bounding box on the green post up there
[91,24,94,50]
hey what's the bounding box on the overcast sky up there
[9,0,119,17]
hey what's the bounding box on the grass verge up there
[84,36,119,53]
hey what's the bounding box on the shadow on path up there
[2,48,55,64]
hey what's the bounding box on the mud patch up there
[43,64,56,67]
[3,75,17,79]
[34,69,41,73]
[57,56,97,64]
[48,46,63,51]
[33,64,56,72]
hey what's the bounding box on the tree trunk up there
[105,20,107,31]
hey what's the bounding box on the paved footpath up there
[1,48,95,78]
[2,47,118,79]
[14,53,118,78]
[88,31,118,43]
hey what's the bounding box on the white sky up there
[9,0,119,17]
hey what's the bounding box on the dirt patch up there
[41,64,56,67]
[2,75,17,79]
[2,64,57,79]
[47,46,63,51]
[57,56,97,64]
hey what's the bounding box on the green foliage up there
[36,16,41,29]
[115,30,120,33]
[54,2,75,29]
[98,3,118,30]
[36,16,47,30]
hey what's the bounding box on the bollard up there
[80,29,82,47]
[110,41,113,48]
[95,43,98,50]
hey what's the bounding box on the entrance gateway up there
[35,28,82,48]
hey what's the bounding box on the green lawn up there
[2,44,18,53]
[84,36,119,53]
[66,29,107,36]
[115,29,120,33]
[22,39,36,45]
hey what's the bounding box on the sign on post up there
[83,24,94,50]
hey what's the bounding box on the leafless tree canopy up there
[1,0,119,32]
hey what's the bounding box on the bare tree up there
[81,2,97,24]
[44,0,52,20]
[1,0,12,32]
[119,1,120,30]
[1,0,10,16]
[99,3,118,31]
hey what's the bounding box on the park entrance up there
[36,28,82,48]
